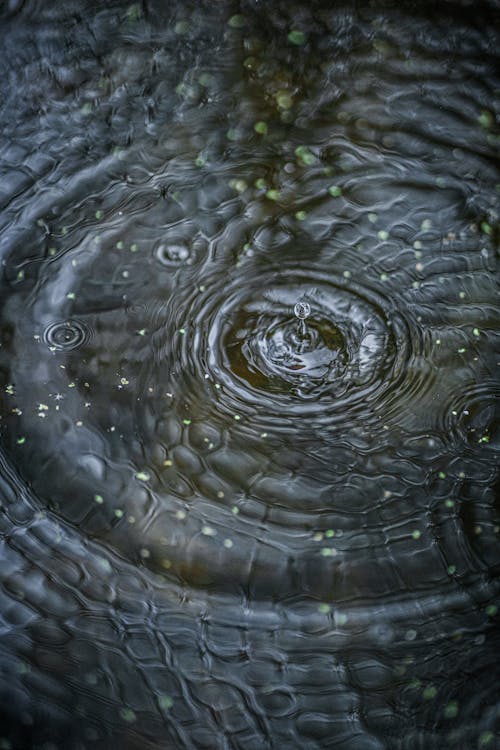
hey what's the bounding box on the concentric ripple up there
[0,0,499,748]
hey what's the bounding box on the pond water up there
[0,1,499,748]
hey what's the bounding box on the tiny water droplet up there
[294,301,311,320]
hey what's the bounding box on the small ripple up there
[42,319,91,351]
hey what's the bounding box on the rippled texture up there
[0,1,499,748]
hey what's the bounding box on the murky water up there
[0,1,499,748]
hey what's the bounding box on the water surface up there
[0,1,499,748]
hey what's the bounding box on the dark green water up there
[0,1,499,748]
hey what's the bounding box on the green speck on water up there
[295,210,307,221]
[67,292,76,300]
[276,91,293,109]
[325,529,335,538]
[158,695,174,710]
[182,419,192,426]
[254,121,268,135]
[266,189,280,201]
[195,156,205,168]
[445,499,454,508]
[232,506,239,515]
[480,221,492,235]
[485,604,498,617]
[16,437,26,445]
[447,565,456,575]
[377,230,389,240]
[423,685,437,700]
[233,414,241,421]
[228,14,247,28]
[473,327,480,337]
[444,701,458,718]
[94,494,104,504]
[230,176,246,191]
[179,328,186,335]
[288,30,306,45]
[130,243,138,252]
[137,329,146,336]
[438,471,446,479]
[174,20,190,35]
[478,110,494,129]
[255,178,267,190]
[95,210,104,220]
[295,145,316,165]
[328,185,342,197]
[479,731,494,747]
[114,509,124,518]
[135,471,150,482]
[412,530,421,540]
[126,4,141,21]
[321,548,334,557]
[318,603,331,614]
[119,708,136,723]
[478,435,490,444]
[116,241,124,249]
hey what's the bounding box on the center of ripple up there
[226,304,347,399]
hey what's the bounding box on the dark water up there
[0,1,499,748]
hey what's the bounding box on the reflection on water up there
[0,0,499,747]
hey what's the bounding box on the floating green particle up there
[228,14,247,28]
[478,435,490,444]
[130,243,138,252]
[233,414,241,421]
[158,695,174,710]
[325,529,335,538]
[114,509,124,518]
[182,419,192,426]
[135,471,150,482]
[295,210,307,221]
[479,732,494,747]
[328,185,342,197]
[444,701,458,719]
[126,4,141,21]
[445,499,454,508]
[95,210,104,220]
[16,437,26,445]
[473,327,480,337]
[485,604,498,617]
[179,328,186,335]
[116,241,124,250]
[438,471,446,479]
[412,530,421,540]
[254,121,268,135]
[447,565,456,575]
[478,111,494,129]
[377,230,389,241]
[174,20,190,35]
[223,538,233,549]
[318,603,331,614]
[119,708,136,723]
[288,30,306,45]
[94,494,104,504]
[295,146,316,165]
[265,189,280,201]
[276,91,293,109]
[321,548,334,557]
[423,685,437,700]
[67,292,76,300]
[195,156,205,168]
[480,221,492,235]
[255,178,267,190]
[229,179,248,193]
